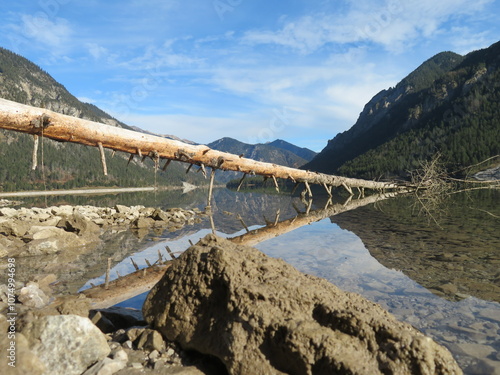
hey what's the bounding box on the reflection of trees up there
[331,190,500,303]
[208,189,304,234]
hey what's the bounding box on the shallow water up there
[11,187,500,373]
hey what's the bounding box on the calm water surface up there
[23,187,500,374]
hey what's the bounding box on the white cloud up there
[242,0,494,54]
[19,14,73,51]
[77,96,96,104]
[446,27,494,55]
[118,40,204,71]
[86,43,108,60]
[122,113,259,145]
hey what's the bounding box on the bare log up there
[0,98,404,191]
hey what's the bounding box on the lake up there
[10,187,500,374]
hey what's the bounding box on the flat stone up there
[131,217,155,229]
[136,329,165,352]
[81,349,128,375]
[51,205,74,216]
[478,308,500,323]
[115,205,130,214]
[34,274,57,294]
[24,229,83,256]
[0,219,29,237]
[28,226,68,240]
[92,306,145,330]
[455,342,495,359]
[151,208,170,222]
[0,207,18,217]
[436,283,458,295]
[90,311,117,334]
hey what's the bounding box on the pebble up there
[456,343,495,359]
[149,350,160,360]
[123,340,133,350]
[130,362,143,369]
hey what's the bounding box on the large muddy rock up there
[143,235,462,375]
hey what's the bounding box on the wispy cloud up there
[115,40,204,72]
[123,113,259,145]
[19,14,73,51]
[86,43,109,60]
[242,0,494,54]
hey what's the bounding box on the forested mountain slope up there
[0,47,204,191]
[306,41,500,179]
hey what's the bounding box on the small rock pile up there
[0,205,201,257]
[0,278,220,375]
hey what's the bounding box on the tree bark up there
[0,98,404,191]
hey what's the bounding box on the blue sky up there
[1,0,499,151]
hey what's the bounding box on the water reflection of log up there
[81,193,400,308]
[82,263,171,309]
[230,193,399,246]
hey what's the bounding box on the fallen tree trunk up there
[0,98,404,193]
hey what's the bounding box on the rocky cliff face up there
[0,47,124,127]
[305,42,500,178]
[306,51,465,174]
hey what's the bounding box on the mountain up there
[306,41,500,179]
[207,137,315,183]
[128,125,198,145]
[0,48,131,128]
[0,47,205,192]
[268,139,317,161]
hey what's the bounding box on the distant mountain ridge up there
[207,137,316,183]
[208,137,315,167]
[306,42,500,179]
[267,139,317,161]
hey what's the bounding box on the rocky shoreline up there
[0,204,203,258]
[0,202,466,374]
[0,276,220,375]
